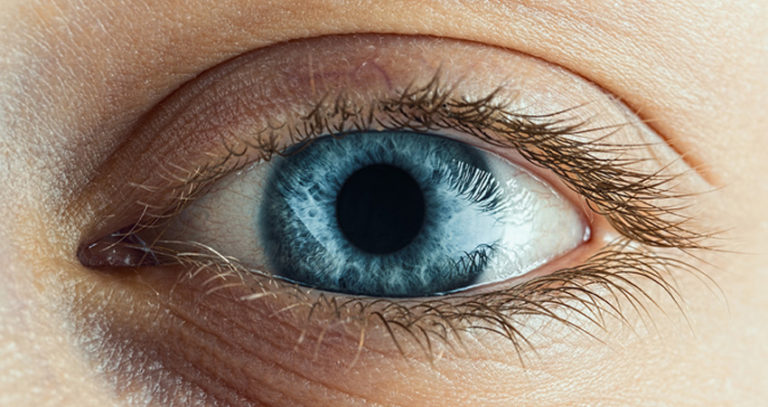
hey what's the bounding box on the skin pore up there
[1,0,767,406]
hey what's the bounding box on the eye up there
[151,131,586,297]
[76,35,708,380]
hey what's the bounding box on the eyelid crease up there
[118,73,713,252]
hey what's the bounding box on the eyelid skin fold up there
[75,34,714,367]
[77,34,707,242]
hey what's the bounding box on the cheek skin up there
[60,264,622,405]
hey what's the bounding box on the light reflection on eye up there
[155,131,587,297]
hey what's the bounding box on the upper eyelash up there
[97,71,715,362]
[140,73,709,250]
[443,160,511,214]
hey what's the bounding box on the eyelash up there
[92,73,713,361]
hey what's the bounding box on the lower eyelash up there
[115,236,707,363]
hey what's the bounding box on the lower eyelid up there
[77,149,704,375]
[70,237,703,406]
[115,233,669,364]
[75,116,703,366]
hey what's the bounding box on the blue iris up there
[260,131,506,297]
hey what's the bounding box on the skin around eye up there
[71,32,707,388]
[54,33,727,406]
[73,29,707,363]
[132,131,587,297]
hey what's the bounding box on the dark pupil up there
[336,164,425,254]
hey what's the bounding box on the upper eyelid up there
[122,77,709,252]
[72,37,708,250]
